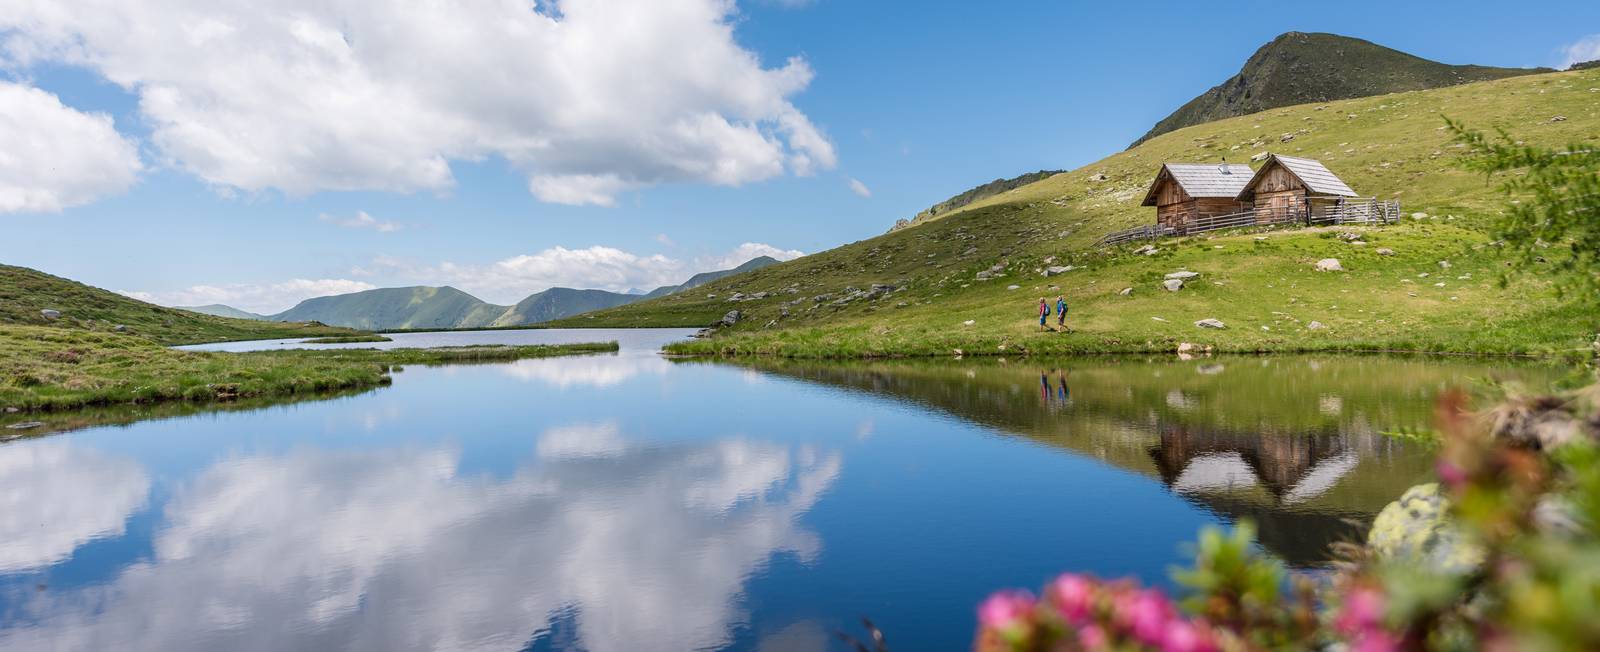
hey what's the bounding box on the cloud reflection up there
[0,441,149,573]
[0,433,840,652]
[500,353,672,389]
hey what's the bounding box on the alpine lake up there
[0,329,1559,650]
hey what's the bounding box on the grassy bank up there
[551,68,1600,358]
[0,325,617,413]
[302,334,394,344]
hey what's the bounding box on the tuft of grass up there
[0,325,616,413]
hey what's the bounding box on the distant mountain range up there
[1129,32,1549,147]
[180,256,781,330]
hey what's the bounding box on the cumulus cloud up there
[122,279,376,314]
[0,439,841,651]
[359,241,803,302]
[0,0,835,206]
[0,441,149,572]
[1561,34,1600,68]
[0,80,141,213]
[319,210,400,233]
[847,177,871,198]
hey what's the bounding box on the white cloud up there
[536,422,628,459]
[847,177,871,198]
[362,241,803,302]
[1561,34,1600,68]
[0,439,841,651]
[0,0,836,206]
[0,80,141,213]
[699,242,805,271]
[0,441,149,572]
[655,233,676,247]
[319,210,400,233]
[122,278,377,314]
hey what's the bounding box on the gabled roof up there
[1236,154,1358,200]
[1140,162,1255,206]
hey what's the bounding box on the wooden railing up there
[1095,198,1401,247]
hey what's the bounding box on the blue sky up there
[4,0,1598,312]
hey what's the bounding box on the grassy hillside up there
[891,170,1064,232]
[177,304,267,320]
[551,68,1600,358]
[642,255,780,299]
[492,287,640,325]
[273,286,509,330]
[1133,32,1548,147]
[0,264,353,346]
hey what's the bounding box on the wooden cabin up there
[1235,154,1359,223]
[1139,162,1254,230]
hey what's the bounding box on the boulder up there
[1162,279,1184,292]
[1194,318,1226,329]
[1164,271,1200,280]
[962,320,975,327]
[113,324,128,333]
[39,309,61,320]
[1043,266,1072,276]
[1132,244,1157,256]
[1250,151,1269,162]
[1118,287,1133,296]
[1279,133,1296,143]
[975,271,993,281]
[5,421,43,430]
[1368,483,1485,575]
[1376,248,1396,256]
[1315,258,1344,272]
[718,310,742,327]
[1006,285,1020,290]
[1438,260,1452,269]
[1307,321,1327,330]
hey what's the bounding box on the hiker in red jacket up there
[1038,298,1049,331]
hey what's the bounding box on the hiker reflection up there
[1041,369,1072,410]
[1040,372,1051,404]
[1057,370,1071,405]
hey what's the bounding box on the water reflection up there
[0,431,839,651]
[501,352,672,389]
[0,442,149,573]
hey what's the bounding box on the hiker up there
[1038,298,1049,331]
[1055,295,1068,332]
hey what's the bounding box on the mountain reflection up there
[0,430,840,651]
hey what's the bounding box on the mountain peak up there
[1130,32,1550,147]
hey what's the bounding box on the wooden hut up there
[1235,154,1359,223]
[1139,161,1253,230]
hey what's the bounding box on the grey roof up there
[1141,162,1254,206]
[1238,154,1358,199]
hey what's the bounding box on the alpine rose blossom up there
[978,590,1036,633]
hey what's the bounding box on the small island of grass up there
[302,334,394,344]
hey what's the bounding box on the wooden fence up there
[1096,198,1402,247]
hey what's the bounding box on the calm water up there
[0,330,1555,650]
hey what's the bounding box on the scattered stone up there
[1164,271,1200,280]
[1337,231,1362,242]
[1088,173,1108,182]
[952,349,964,357]
[1043,266,1072,276]
[1118,287,1133,296]
[1315,258,1344,272]
[1349,241,1367,246]
[5,421,43,430]
[962,320,975,327]
[718,310,742,327]
[1438,260,1452,269]
[1250,151,1269,162]
[1151,317,1168,322]
[727,292,746,301]
[1132,244,1157,256]
[1411,212,1429,219]
[113,324,127,332]
[1006,284,1020,290]
[975,271,993,281]
[1279,133,1295,143]
[39,309,60,320]
[1550,115,1567,122]
[1043,256,1056,264]
[1376,248,1396,256]
[1307,321,1327,330]
[1194,318,1227,329]
[1162,279,1185,292]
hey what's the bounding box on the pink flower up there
[1161,620,1217,652]
[1050,574,1097,624]
[1128,590,1175,645]
[1436,460,1469,489]
[1335,587,1387,634]
[1351,631,1400,652]
[1077,624,1108,649]
[978,590,1036,633]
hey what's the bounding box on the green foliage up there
[1449,117,1600,302]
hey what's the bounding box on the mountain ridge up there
[1131,32,1549,147]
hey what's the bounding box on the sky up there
[3,0,1599,313]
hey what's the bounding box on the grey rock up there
[1376,248,1396,256]
[1194,318,1226,329]
[1368,483,1484,575]
[5,421,43,430]
[718,310,742,327]
[975,271,993,281]
[39,309,60,320]
[1118,287,1133,296]
[1043,266,1072,276]
[1307,321,1327,330]
[1006,285,1020,290]
[1164,271,1200,280]
[1315,258,1344,272]
[1162,279,1184,292]
[113,324,128,333]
